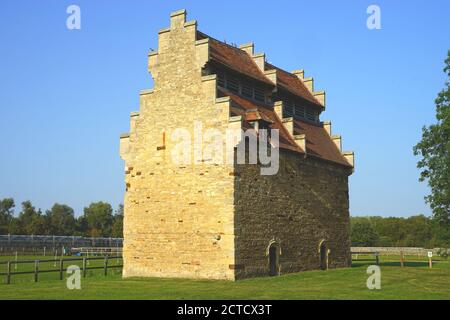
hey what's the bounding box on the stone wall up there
[120,9,353,281]
[234,151,352,279]
[120,10,237,280]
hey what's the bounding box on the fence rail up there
[0,256,123,285]
[351,247,448,256]
[70,247,123,256]
[0,234,123,247]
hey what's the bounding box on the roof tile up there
[208,37,273,85]
[205,33,351,168]
[266,63,323,107]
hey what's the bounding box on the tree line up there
[2,196,449,248]
[0,198,123,238]
[350,215,449,248]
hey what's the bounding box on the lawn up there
[0,255,449,300]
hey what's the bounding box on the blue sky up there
[0,0,448,217]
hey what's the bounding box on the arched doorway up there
[267,242,280,276]
[319,241,328,270]
[269,245,278,276]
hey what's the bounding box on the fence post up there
[34,260,39,283]
[83,257,87,278]
[400,251,404,267]
[6,261,11,285]
[104,256,108,276]
[59,259,64,280]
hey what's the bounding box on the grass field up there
[0,255,449,300]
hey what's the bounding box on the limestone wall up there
[120,10,236,280]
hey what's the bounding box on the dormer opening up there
[215,69,269,104]
[282,100,320,123]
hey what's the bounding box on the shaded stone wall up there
[234,151,352,279]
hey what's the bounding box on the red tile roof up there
[224,89,301,153]
[266,63,323,107]
[208,37,273,85]
[200,31,323,107]
[293,120,351,167]
[221,89,351,167]
[201,32,350,168]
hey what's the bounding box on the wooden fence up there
[0,235,123,256]
[0,256,123,285]
[351,247,448,256]
[71,247,123,256]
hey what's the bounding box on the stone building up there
[119,10,354,280]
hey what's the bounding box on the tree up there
[111,204,124,238]
[350,219,380,246]
[8,218,22,235]
[74,215,89,236]
[115,204,124,216]
[414,51,450,225]
[45,204,76,235]
[31,209,48,235]
[18,201,37,234]
[350,215,450,248]
[403,215,432,247]
[18,201,47,235]
[83,202,114,237]
[430,219,450,247]
[0,198,15,234]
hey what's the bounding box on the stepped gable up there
[293,119,350,167]
[266,62,323,107]
[202,32,273,86]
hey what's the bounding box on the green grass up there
[0,255,449,300]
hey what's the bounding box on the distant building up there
[120,10,354,280]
